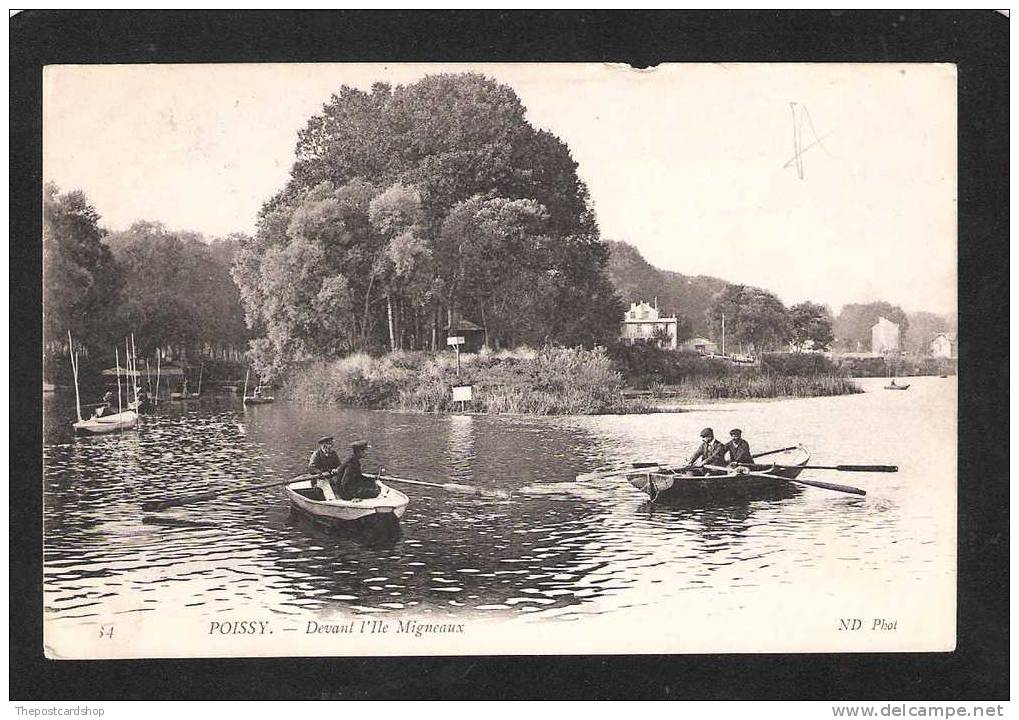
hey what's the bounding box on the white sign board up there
[447,336,465,346]
[451,385,473,402]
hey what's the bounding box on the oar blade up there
[794,477,867,496]
[836,464,898,473]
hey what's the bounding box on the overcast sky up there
[43,63,957,315]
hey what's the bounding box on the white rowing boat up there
[285,478,409,522]
[73,409,139,435]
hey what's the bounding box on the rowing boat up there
[285,478,409,522]
[73,409,139,435]
[884,381,910,390]
[627,445,811,504]
[243,394,275,405]
[169,392,200,400]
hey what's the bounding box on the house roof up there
[446,319,484,332]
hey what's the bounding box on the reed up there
[285,346,653,415]
[690,373,862,399]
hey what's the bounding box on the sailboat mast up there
[197,362,204,396]
[116,347,123,414]
[155,350,161,404]
[131,333,140,402]
[67,330,82,422]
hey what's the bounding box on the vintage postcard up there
[42,62,957,659]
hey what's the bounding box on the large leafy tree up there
[43,183,123,356]
[833,302,910,352]
[789,301,835,351]
[106,222,249,360]
[234,72,619,368]
[706,285,792,353]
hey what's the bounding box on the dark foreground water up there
[42,377,956,654]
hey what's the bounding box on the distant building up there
[929,332,955,358]
[620,301,679,349]
[679,337,719,355]
[871,316,900,354]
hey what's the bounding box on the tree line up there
[43,182,250,380]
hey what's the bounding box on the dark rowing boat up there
[626,445,811,504]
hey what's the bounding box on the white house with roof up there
[871,316,900,354]
[929,332,955,358]
[619,300,679,349]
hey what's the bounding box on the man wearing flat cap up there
[725,428,754,465]
[308,436,342,476]
[688,427,728,469]
[337,440,380,500]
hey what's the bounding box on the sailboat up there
[242,367,274,405]
[69,332,139,434]
[170,362,203,400]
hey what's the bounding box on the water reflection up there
[42,377,956,628]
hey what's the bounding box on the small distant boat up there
[68,331,140,435]
[242,367,274,404]
[243,387,275,405]
[73,409,139,435]
[884,380,911,390]
[285,479,409,522]
[170,363,203,400]
[627,445,811,504]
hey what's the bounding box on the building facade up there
[619,301,679,349]
[929,332,955,358]
[871,316,900,354]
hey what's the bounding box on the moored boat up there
[285,478,409,522]
[884,381,910,390]
[243,391,275,405]
[73,409,139,435]
[627,445,811,504]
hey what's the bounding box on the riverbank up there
[279,346,863,415]
[284,347,657,415]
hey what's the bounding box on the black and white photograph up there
[36,59,966,661]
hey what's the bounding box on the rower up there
[337,440,380,500]
[308,435,342,478]
[688,428,728,473]
[725,428,754,465]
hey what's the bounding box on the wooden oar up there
[378,474,509,499]
[141,475,314,512]
[577,445,798,481]
[772,464,897,473]
[705,465,866,496]
[576,461,662,481]
[751,445,799,460]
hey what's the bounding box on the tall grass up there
[694,374,863,399]
[284,346,651,415]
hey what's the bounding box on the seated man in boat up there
[336,440,381,500]
[688,428,728,472]
[93,391,116,418]
[725,428,754,465]
[308,435,342,483]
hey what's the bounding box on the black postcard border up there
[10,10,1008,701]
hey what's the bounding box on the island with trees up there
[43,72,955,415]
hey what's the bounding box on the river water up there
[42,376,956,655]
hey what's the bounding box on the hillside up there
[604,240,728,336]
